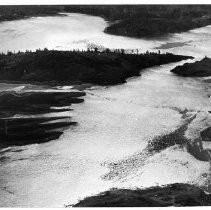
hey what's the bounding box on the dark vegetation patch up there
[0,49,191,151]
[105,15,211,38]
[171,57,211,77]
[102,110,197,181]
[71,183,211,207]
[64,5,211,38]
[0,5,61,22]
[102,108,210,183]
[0,91,85,149]
[0,91,85,116]
[0,5,211,38]
[0,49,192,86]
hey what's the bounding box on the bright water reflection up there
[0,13,211,207]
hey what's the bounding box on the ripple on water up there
[0,14,211,207]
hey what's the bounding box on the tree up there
[105,48,111,53]
[94,47,99,53]
[121,49,125,54]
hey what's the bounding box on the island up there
[171,57,211,77]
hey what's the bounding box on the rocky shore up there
[71,183,211,207]
[171,57,211,77]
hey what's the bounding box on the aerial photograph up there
[0,1,211,207]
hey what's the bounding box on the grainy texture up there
[171,57,211,77]
[72,183,211,207]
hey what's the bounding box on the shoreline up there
[0,6,211,207]
[63,6,211,39]
[0,6,211,39]
[0,13,66,23]
[0,49,192,148]
[71,183,211,207]
[0,49,193,86]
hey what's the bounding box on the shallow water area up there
[0,13,211,207]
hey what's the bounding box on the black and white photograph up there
[0,0,211,207]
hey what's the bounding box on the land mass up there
[0,49,192,86]
[0,49,192,149]
[72,183,211,207]
[0,5,211,38]
[0,5,61,22]
[171,57,211,77]
[0,90,85,149]
[67,5,211,38]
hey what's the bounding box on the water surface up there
[0,13,211,207]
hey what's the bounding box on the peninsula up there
[0,49,192,86]
[0,5,211,38]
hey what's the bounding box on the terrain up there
[171,57,211,77]
[0,5,211,38]
[66,5,211,38]
[0,49,192,86]
[0,5,211,207]
[0,90,85,148]
[72,183,211,207]
[0,49,192,148]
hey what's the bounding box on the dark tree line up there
[0,5,211,38]
[0,48,192,85]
